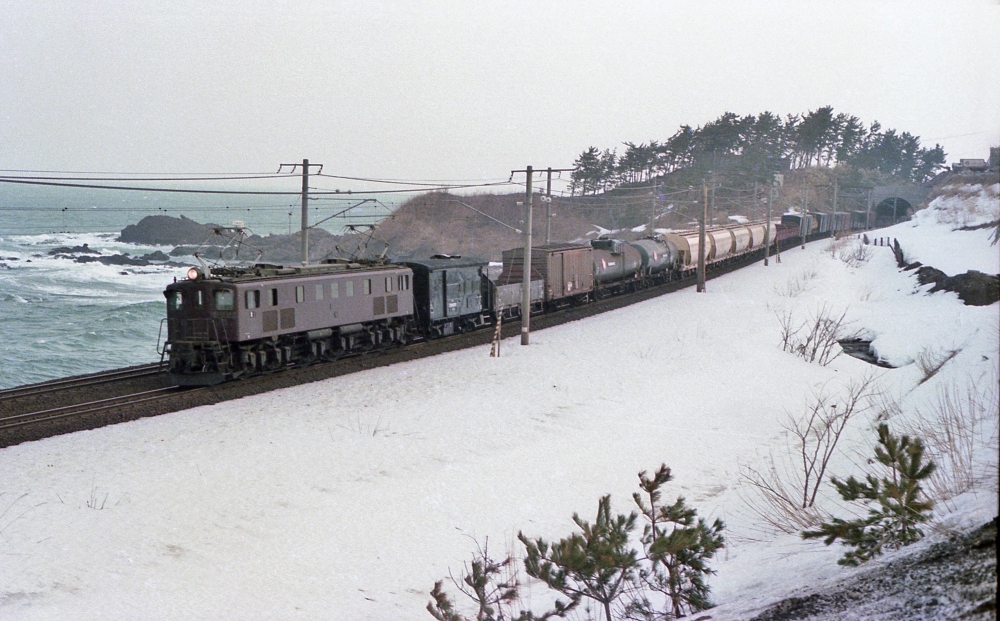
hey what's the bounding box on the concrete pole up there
[521,166,533,345]
[545,167,552,244]
[300,158,310,266]
[801,181,808,249]
[832,175,839,233]
[697,182,707,292]
[764,185,772,266]
[866,189,873,230]
[709,178,716,226]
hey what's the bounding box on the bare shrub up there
[826,237,872,268]
[778,304,856,366]
[775,268,818,298]
[839,242,873,268]
[739,375,878,534]
[902,372,1000,504]
[914,347,960,385]
[427,537,546,621]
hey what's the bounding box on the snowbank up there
[884,182,999,276]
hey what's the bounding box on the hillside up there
[117,170,995,267]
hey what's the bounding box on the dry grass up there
[774,268,818,298]
[923,179,1000,228]
[827,238,872,268]
[914,347,960,385]
[902,371,1000,505]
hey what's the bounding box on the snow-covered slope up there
[1,205,997,620]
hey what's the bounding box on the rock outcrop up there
[118,215,219,246]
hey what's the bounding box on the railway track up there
[0,386,186,431]
[0,363,166,402]
[0,235,836,449]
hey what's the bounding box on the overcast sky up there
[2,1,998,187]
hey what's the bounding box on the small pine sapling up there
[427,540,571,621]
[630,464,725,619]
[803,424,936,566]
[519,495,637,621]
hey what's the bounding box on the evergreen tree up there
[427,545,574,621]
[571,147,602,195]
[803,424,936,566]
[519,496,638,621]
[629,464,725,619]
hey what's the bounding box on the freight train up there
[161,216,851,386]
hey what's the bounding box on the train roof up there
[195,259,405,283]
[402,257,488,271]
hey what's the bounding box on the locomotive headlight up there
[187,267,201,281]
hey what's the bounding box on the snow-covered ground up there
[890,182,999,276]
[1,197,997,620]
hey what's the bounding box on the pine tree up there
[427,544,574,621]
[630,464,725,619]
[519,495,637,621]
[803,424,936,566]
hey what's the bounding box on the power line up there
[0,173,297,182]
[0,168,288,176]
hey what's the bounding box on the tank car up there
[590,239,642,295]
[163,260,414,385]
[629,235,678,282]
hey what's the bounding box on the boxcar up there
[499,243,594,305]
[403,257,490,336]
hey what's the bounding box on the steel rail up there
[0,364,165,401]
[0,387,183,430]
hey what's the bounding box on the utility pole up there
[866,189,873,230]
[697,181,707,292]
[279,159,323,266]
[709,177,716,226]
[521,166,533,345]
[764,183,773,266]
[649,184,656,235]
[545,167,552,244]
[832,175,839,233]
[509,165,570,343]
[801,181,808,249]
[538,167,572,243]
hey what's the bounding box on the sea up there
[0,183,393,389]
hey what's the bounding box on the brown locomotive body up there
[163,261,414,385]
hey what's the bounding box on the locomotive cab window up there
[363,279,372,295]
[397,274,410,291]
[214,290,235,311]
[385,276,393,292]
[346,281,354,297]
[167,291,183,311]
[269,288,278,306]
[315,284,324,301]
[332,282,340,298]
[246,290,260,309]
[295,285,305,303]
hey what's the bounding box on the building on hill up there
[950,158,989,173]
